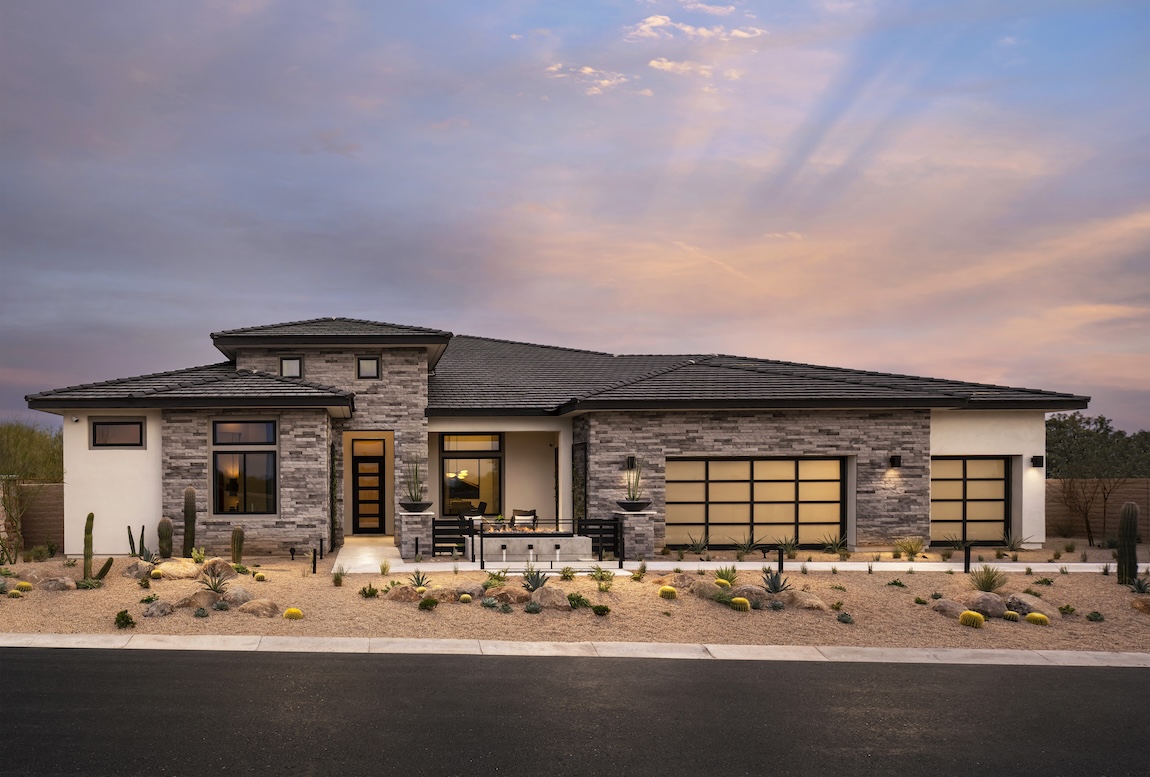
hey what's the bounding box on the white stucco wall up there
[930,410,1047,545]
[62,409,163,556]
[428,417,573,527]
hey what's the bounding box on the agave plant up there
[521,563,550,592]
[201,571,229,595]
[729,535,761,561]
[408,569,430,589]
[713,565,738,586]
[968,565,1007,593]
[761,568,793,594]
[1002,531,1032,553]
[685,533,709,556]
[822,534,848,557]
[1127,577,1150,594]
[773,535,798,559]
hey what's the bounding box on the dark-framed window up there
[440,434,502,515]
[212,420,277,514]
[357,356,380,380]
[279,356,302,378]
[91,419,145,448]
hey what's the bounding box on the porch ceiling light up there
[889,455,902,468]
[1031,455,1044,467]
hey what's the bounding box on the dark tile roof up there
[26,363,354,411]
[212,317,451,339]
[429,337,1089,414]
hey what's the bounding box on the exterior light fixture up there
[889,455,902,468]
[625,456,636,470]
[1031,455,1045,467]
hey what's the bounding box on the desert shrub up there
[659,586,677,600]
[114,610,135,629]
[483,569,508,589]
[887,578,906,588]
[378,560,391,576]
[1023,587,1042,598]
[190,547,206,563]
[140,594,158,604]
[1127,577,1150,593]
[958,610,985,628]
[914,597,927,605]
[137,576,150,589]
[499,603,513,614]
[836,612,853,624]
[1034,577,1053,586]
[194,607,209,618]
[283,607,304,620]
[830,601,844,611]
[930,591,943,600]
[560,566,576,581]
[597,577,613,593]
[893,536,924,560]
[713,566,738,586]
[232,564,249,575]
[1086,611,1104,622]
[1025,612,1049,626]
[568,592,591,609]
[524,601,542,614]
[830,583,846,592]
[213,601,229,611]
[201,572,229,595]
[418,597,438,611]
[359,583,379,599]
[968,565,1007,593]
[1058,604,1076,616]
[769,600,785,611]
[631,562,647,582]
[75,578,102,589]
[591,604,610,616]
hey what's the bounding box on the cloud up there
[545,64,630,95]
[648,58,714,77]
[625,15,767,42]
[681,2,736,15]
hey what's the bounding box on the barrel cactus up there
[283,607,304,620]
[1117,502,1139,585]
[1003,611,1020,622]
[1026,612,1050,626]
[150,568,163,579]
[15,581,33,592]
[659,585,677,600]
[715,578,731,589]
[459,593,472,603]
[253,572,266,582]
[730,597,751,612]
[958,610,985,628]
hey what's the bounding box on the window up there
[91,419,145,448]
[212,420,276,514]
[441,434,502,515]
[279,357,302,378]
[665,457,844,546]
[357,356,380,380]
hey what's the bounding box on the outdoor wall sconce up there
[1031,455,1045,467]
[889,455,902,468]
[625,456,636,470]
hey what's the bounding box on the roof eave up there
[425,406,558,417]
[212,334,453,359]
[27,396,355,417]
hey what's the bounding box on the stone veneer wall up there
[162,408,330,556]
[582,410,931,548]
[237,348,429,545]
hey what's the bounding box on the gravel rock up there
[384,584,422,603]
[530,586,571,611]
[157,560,200,580]
[691,580,724,600]
[729,585,768,606]
[456,583,484,600]
[223,586,253,606]
[175,590,220,609]
[426,586,457,603]
[781,590,828,611]
[39,577,77,591]
[201,558,238,580]
[120,560,154,579]
[1131,596,1150,616]
[143,601,174,617]
[485,585,530,604]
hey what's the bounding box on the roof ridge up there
[453,333,613,358]
[211,317,451,338]
[571,358,701,401]
[24,363,235,400]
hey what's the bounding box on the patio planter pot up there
[616,500,651,512]
[399,501,433,512]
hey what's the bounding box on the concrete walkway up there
[1,632,1146,667]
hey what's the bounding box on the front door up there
[351,439,387,534]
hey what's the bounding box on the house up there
[25,317,1089,559]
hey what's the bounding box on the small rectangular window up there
[213,421,276,445]
[357,356,380,380]
[92,420,144,448]
[279,357,302,378]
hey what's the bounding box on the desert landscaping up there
[3,538,1148,654]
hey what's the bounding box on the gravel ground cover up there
[2,550,1147,653]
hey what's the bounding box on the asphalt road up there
[4,648,1148,777]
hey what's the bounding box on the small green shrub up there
[591,604,610,616]
[379,560,391,576]
[75,578,102,589]
[831,566,838,575]
[1052,550,1062,560]
[1064,542,1076,553]
[659,586,677,600]
[1024,566,1033,576]
[0,567,14,577]
[418,597,439,611]
[190,547,206,563]
[568,592,591,609]
[560,566,576,581]
[63,558,77,568]
[940,549,953,561]
[800,564,808,575]
[481,597,498,608]
[114,610,135,629]
[830,583,846,592]
[714,566,738,586]
[232,564,249,575]
[524,601,542,614]
[1025,612,1049,626]
[1059,566,1069,575]
[140,594,158,604]
[137,576,150,589]
[1086,611,1104,622]
[1058,604,1076,616]
[930,591,943,600]
[887,578,906,588]
[968,565,1007,593]
[769,600,785,611]
[631,561,647,581]
[499,603,513,614]
[194,607,209,618]
[836,612,853,624]
[483,568,509,589]
[213,600,229,611]
[867,562,873,574]
[1023,587,1042,598]
[830,600,843,611]
[914,597,927,605]
[1003,611,1020,622]
[730,597,750,612]
[958,610,985,628]
[597,577,613,593]
[359,583,379,598]
[893,536,924,561]
[1034,577,1053,586]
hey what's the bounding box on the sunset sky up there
[2,0,1147,431]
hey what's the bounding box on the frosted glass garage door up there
[665,458,844,547]
[930,457,1009,545]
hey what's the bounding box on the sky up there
[1,0,1147,431]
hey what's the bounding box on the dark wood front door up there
[351,439,386,534]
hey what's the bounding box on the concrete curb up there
[2,632,1146,667]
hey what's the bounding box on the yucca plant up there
[760,568,792,594]
[408,569,430,588]
[713,565,738,586]
[521,563,550,592]
[968,565,1007,593]
[772,535,798,559]
[201,571,229,594]
[332,565,346,587]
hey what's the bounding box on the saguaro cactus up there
[84,512,94,580]
[157,516,173,558]
[1117,501,1139,585]
[182,486,197,558]
[231,526,244,564]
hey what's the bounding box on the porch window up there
[213,420,277,514]
[441,434,502,515]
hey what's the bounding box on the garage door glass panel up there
[799,481,840,501]
[666,503,705,523]
[798,503,840,523]
[930,456,1009,546]
[666,482,706,502]
[799,459,840,479]
[757,482,794,501]
[666,461,705,480]
[755,460,794,480]
[966,459,1005,478]
[709,482,750,502]
[967,481,1004,500]
[966,522,1004,541]
[709,461,750,480]
[930,521,964,541]
[932,459,963,478]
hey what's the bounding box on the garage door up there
[929,457,1009,545]
[665,458,844,547]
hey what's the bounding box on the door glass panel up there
[358,476,379,487]
[359,489,379,501]
[665,503,705,523]
[966,481,1004,499]
[799,481,840,501]
[708,503,749,523]
[358,516,380,529]
[755,482,794,501]
[708,482,749,502]
[798,503,840,523]
[358,462,379,474]
[966,459,1005,478]
[797,524,829,544]
[930,521,965,541]
[359,503,379,515]
[754,503,794,522]
[931,481,964,500]
[353,440,385,457]
[930,502,963,521]
[664,524,703,545]
[967,502,1004,521]
[966,521,1004,541]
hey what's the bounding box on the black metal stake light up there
[963,545,972,574]
[778,546,784,574]
[289,547,296,561]
[319,537,324,560]
[311,549,317,574]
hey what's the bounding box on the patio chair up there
[512,508,538,529]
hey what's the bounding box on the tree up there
[1046,413,1150,546]
[0,420,64,563]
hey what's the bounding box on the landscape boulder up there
[120,560,154,579]
[238,599,280,618]
[963,592,1007,619]
[175,590,220,610]
[426,587,457,603]
[384,584,422,603]
[223,586,253,606]
[201,558,238,580]
[39,577,77,591]
[456,583,484,600]
[670,573,698,590]
[1131,596,1150,616]
[485,585,530,605]
[143,601,174,618]
[780,590,827,611]
[730,585,768,607]
[1005,592,1061,620]
[17,569,46,584]
[530,586,571,611]
[931,599,967,619]
[690,580,724,600]
[157,560,200,579]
